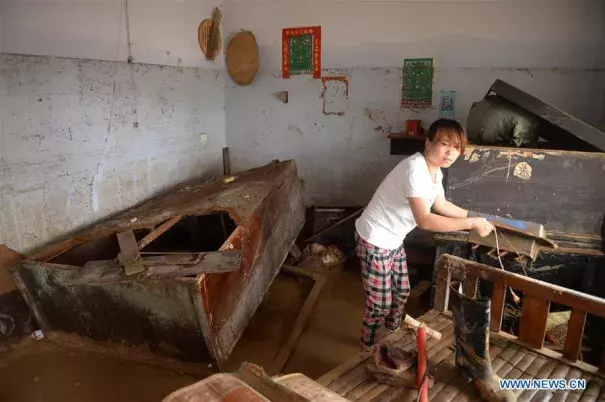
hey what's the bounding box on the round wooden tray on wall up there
[226,31,259,86]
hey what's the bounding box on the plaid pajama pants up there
[356,233,411,347]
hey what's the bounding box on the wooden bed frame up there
[317,254,605,401]
[434,254,605,374]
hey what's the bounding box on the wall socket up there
[200,133,207,143]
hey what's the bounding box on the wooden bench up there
[317,253,605,401]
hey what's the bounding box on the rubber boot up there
[449,281,516,402]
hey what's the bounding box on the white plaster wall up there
[0,0,224,68]
[224,0,605,206]
[0,55,226,253]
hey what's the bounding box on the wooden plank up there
[565,373,592,402]
[9,268,51,332]
[519,295,550,349]
[69,251,242,285]
[117,230,145,275]
[431,383,462,402]
[269,274,326,375]
[356,384,389,402]
[463,275,478,298]
[334,368,370,395]
[578,379,603,402]
[137,216,183,250]
[491,331,605,377]
[507,349,529,367]
[516,353,539,372]
[563,309,587,362]
[274,373,349,401]
[518,360,557,402]
[498,347,518,362]
[438,254,605,319]
[304,208,364,244]
[531,363,571,402]
[491,281,506,332]
[222,147,231,175]
[434,268,451,312]
[372,386,405,402]
[496,361,515,378]
[343,380,379,400]
[468,229,538,259]
[551,367,581,402]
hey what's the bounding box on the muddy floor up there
[0,262,427,401]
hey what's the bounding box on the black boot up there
[449,281,516,402]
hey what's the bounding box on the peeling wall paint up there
[0,55,226,254]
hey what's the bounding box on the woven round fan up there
[226,31,259,86]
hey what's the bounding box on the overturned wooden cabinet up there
[11,160,305,371]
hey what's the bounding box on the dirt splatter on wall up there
[0,55,226,253]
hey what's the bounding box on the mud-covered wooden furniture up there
[317,254,605,401]
[11,160,305,371]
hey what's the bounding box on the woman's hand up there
[469,217,494,237]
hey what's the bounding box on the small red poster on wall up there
[282,26,321,79]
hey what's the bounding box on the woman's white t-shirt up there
[355,152,445,250]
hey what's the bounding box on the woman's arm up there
[409,197,493,236]
[432,195,468,219]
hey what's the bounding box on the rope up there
[488,221,529,276]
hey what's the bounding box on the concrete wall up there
[0,1,227,254]
[223,0,605,206]
[0,55,225,253]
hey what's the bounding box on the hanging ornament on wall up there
[198,7,222,60]
[226,31,259,86]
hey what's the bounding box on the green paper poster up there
[289,35,314,76]
[401,58,434,109]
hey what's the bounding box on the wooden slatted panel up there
[564,309,588,362]
[357,384,389,401]
[519,295,550,349]
[551,367,583,402]
[518,360,557,402]
[578,379,604,402]
[490,281,507,332]
[463,275,478,298]
[531,363,571,402]
[439,255,605,319]
[344,381,379,400]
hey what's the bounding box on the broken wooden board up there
[117,230,145,276]
[69,251,243,286]
[468,229,538,260]
[269,268,326,375]
[469,212,557,250]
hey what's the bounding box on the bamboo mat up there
[317,310,605,402]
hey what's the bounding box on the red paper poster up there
[282,26,321,79]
